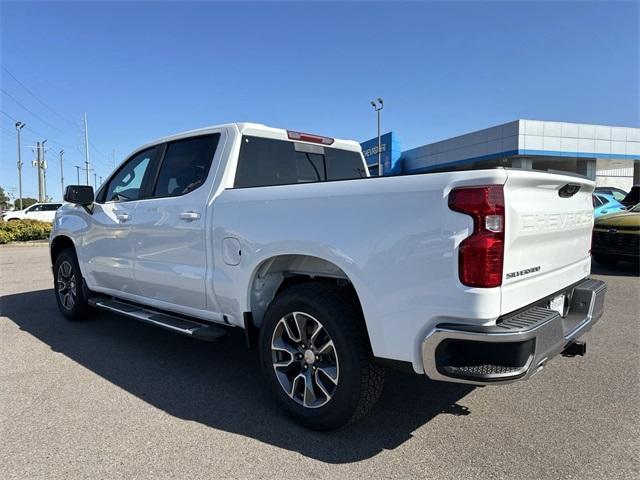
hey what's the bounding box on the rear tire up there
[53,248,95,321]
[592,254,619,267]
[259,283,385,431]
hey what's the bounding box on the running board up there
[89,297,227,341]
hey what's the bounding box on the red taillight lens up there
[449,185,505,288]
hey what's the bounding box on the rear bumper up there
[421,278,606,385]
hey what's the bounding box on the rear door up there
[501,170,594,314]
[132,133,222,311]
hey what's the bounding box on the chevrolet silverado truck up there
[50,123,606,430]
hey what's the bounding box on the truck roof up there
[141,122,362,153]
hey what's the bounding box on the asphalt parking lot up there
[1,244,638,479]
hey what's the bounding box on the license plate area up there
[548,294,566,317]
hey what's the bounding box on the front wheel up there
[259,283,385,431]
[53,248,95,321]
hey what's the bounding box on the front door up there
[133,133,221,311]
[81,146,159,294]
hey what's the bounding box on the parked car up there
[1,203,62,222]
[593,192,626,218]
[594,186,627,203]
[592,203,640,267]
[50,123,606,430]
[619,185,639,208]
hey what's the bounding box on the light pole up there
[75,165,80,184]
[59,150,65,200]
[370,97,384,176]
[93,173,97,190]
[15,121,25,209]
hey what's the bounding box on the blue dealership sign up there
[360,131,401,175]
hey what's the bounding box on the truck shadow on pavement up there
[2,288,474,464]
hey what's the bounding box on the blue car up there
[593,192,627,218]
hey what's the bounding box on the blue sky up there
[1,0,638,201]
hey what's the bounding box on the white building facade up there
[400,120,640,190]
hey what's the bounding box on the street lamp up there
[370,98,384,176]
[15,121,25,209]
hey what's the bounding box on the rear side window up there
[234,136,365,188]
[153,134,220,197]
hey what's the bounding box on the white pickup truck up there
[50,123,606,430]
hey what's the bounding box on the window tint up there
[41,204,61,211]
[104,148,155,202]
[593,195,604,207]
[153,134,220,197]
[28,204,43,212]
[234,136,365,188]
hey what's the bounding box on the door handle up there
[180,211,201,221]
[115,213,131,222]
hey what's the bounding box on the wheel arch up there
[246,254,365,330]
[50,235,76,265]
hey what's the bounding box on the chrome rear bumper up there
[421,278,607,385]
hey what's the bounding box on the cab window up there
[103,148,156,202]
[152,134,220,198]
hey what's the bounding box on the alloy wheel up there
[271,311,339,408]
[57,260,77,310]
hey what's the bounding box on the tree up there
[15,197,37,209]
[0,187,10,209]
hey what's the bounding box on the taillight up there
[287,130,335,145]
[448,185,505,288]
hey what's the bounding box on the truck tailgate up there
[501,170,594,315]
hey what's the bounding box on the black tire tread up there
[261,282,385,430]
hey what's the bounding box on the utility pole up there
[83,112,90,185]
[42,140,48,201]
[370,98,384,176]
[59,150,65,199]
[15,121,25,209]
[34,141,43,202]
[75,165,81,184]
[93,173,97,190]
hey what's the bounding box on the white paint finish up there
[81,201,141,294]
[501,170,594,313]
[212,169,508,369]
[51,121,600,375]
[1,203,61,222]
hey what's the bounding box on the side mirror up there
[64,185,94,205]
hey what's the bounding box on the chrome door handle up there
[180,211,201,221]
[115,213,131,222]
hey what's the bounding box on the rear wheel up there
[592,254,619,267]
[53,248,95,321]
[259,283,385,431]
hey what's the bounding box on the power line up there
[1,65,78,127]
[1,87,76,138]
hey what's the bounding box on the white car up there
[50,123,606,430]
[2,203,62,222]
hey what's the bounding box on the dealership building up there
[361,119,640,190]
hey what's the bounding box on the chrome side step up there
[89,297,227,341]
